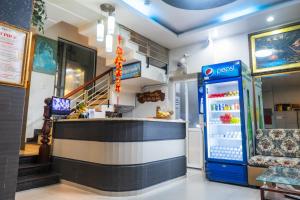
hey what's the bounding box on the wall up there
[0,0,32,199]
[26,73,55,139]
[25,22,106,139]
[168,33,250,115]
[45,22,107,76]
[169,33,250,75]
[263,86,300,108]
[262,85,300,128]
[124,85,170,118]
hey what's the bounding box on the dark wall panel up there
[0,0,33,30]
[0,0,32,199]
[0,86,25,199]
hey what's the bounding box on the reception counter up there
[52,118,186,195]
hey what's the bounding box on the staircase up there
[17,155,60,192]
[64,68,113,112]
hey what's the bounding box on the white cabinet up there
[187,128,204,169]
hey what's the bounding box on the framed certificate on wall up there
[0,22,31,87]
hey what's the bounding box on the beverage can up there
[211,104,214,111]
[215,104,219,111]
[231,104,235,110]
[221,104,225,110]
[218,104,221,111]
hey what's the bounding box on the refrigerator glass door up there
[205,80,243,162]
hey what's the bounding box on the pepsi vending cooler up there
[200,60,254,185]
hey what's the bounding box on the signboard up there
[112,61,141,81]
[0,23,30,87]
[202,60,241,81]
[137,90,165,104]
[250,23,300,75]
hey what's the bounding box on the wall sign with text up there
[137,90,165,104]
[0,22,30,87]
[112,61,141,81]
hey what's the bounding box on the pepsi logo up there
[205,68,213,76]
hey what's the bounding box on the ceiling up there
[121,0,288,34]
[45,0,300,49]
[261,72,300,91]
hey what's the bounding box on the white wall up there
[26,72,55,138]
[169,33,250,75]
[26,22,106,139]
[124,33,251,118]
[263,86,300,109]
[168,33,251,115]
[124,85,170,118]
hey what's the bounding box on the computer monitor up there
[51,97,71,115]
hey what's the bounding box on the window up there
[56,39,96,97]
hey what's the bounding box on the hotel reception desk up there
[52,118,186,195]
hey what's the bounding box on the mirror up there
[254,72,300,129]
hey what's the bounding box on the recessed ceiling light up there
[266,16,274,22]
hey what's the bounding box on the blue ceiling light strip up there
[120,0,296,36]
[162,0,237,10]
[120,0,178,35]
[177,0,296,35]
[150,16,179,34]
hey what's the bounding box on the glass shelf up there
[210,110,240,113]
[208,96,239,101]
[210,137,242,140]
[208,123,241,126]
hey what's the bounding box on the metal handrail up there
[64,68,112,99]
[87,90,109,106]
[86,84,108,104]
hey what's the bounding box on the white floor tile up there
[16,169,260,200]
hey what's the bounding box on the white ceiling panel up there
[45,0,300,49]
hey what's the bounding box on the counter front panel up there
[53,120,186,142]
[53,156,186,192]
[52,119,187,193]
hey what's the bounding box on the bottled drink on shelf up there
[208,90,239,98]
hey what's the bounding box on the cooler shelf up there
[208,123,241,126]
[210,110,240,113]
[208,96,239,101]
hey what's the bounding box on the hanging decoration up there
[114,35,126,93]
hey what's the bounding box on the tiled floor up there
[16,169,260,200]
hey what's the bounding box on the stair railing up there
[64,68,113,110]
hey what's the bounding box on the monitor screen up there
[51,97,71,115]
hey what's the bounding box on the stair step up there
[17,173,60,192]
[89,99,108,106]
[18,163,51,177]
[19,155,38,164]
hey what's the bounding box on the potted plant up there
[31,0,47,33]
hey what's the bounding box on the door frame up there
[173,78,204,169]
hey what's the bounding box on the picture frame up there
[249,22,300,76]
[0,22,31,87]
[32,35,58,75]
